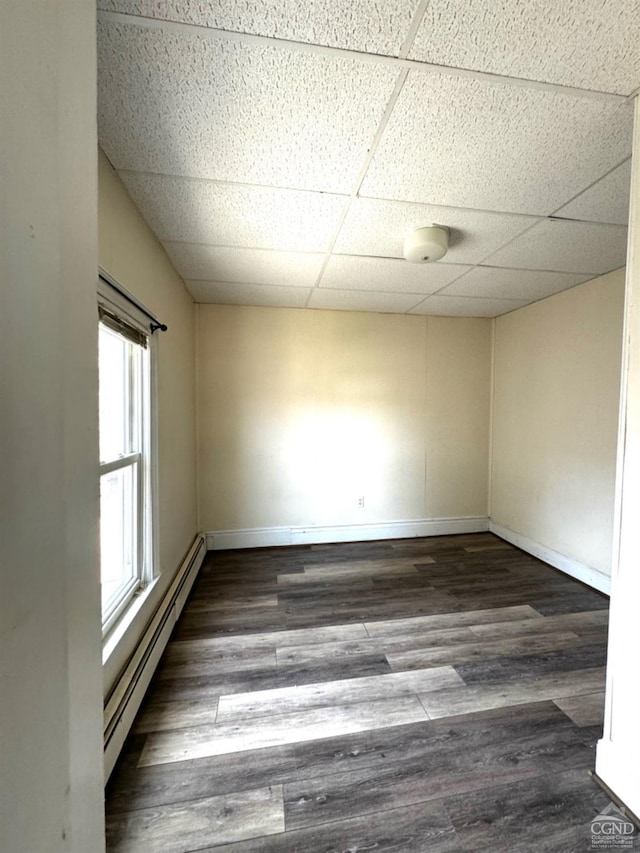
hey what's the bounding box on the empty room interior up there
[4,1,640,851]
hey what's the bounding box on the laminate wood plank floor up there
[106,533,629,851]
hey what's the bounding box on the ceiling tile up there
[320,255,470,294]
[361,72,633,214]
[410,295,528,317]
[186,280,311,307]
[98,21,399,192]
[554,160,631,226]
[164,244,325,286]
[121,173,347,251]
[409,0,640,96]
[441,266,590,300]
[484,219,628,275]
[334,197,539,262]
[307,289,422,313]
[99,0,420,56]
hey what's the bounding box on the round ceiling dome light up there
[403,225,449,263]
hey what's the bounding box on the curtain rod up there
[98,269,168,333]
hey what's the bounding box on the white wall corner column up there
[1,2,105,851]
[596,96,640,817]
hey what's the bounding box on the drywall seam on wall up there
[490,521,611,594]
[207,515,490,550]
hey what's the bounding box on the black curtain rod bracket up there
[150,322,168,334]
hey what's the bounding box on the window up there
[98,292,154,634]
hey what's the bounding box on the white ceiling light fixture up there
[403,225,450,263]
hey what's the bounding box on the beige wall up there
[425,318,493,517]
[1,2,104,850]
[98,150,197,689]
[491,269,625,576]
[197,305,491,532]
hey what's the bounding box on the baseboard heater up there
[103,534,206,781]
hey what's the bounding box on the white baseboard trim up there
[489,522,611,595]
[206,516,489,551]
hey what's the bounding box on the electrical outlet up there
[357,495,365,508]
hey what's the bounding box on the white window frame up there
[98,278,158,638]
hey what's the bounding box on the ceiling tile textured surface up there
[440,267,591,301]
[98,22,400,191]
[360,72,633,214]
[320,255,472,294]
[409,295,529,317]
[334,197,540,263]
[308,288,424,314]
[97,0,637,317]
[484,219,629,275]
[99,0,421,55]
[121,173,347,251]
[409,0,640,95]
[187,281,311,308]
[163,244,326,287]
[555,159,632,226]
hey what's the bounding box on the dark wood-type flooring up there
[105,532,621,851]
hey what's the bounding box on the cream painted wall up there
[491,269,625,577]
[98,150,198,691]
[1,2,104,850]
[425,318,492,517]
[197,305,491,533]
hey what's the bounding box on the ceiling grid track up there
[97,9,628,104]
[97,1,636,316]
[306,0,431,306]
[304,68,411,306]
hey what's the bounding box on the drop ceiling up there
[97,1,637,317]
